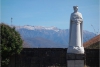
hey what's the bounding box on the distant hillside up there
[15,25,96,48]
[84,34,100,49]
[23,41,31,48]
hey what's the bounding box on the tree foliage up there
[0,23,23,66]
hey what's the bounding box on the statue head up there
[73,6,78,12]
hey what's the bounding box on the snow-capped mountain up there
[16,25,60,32]
[15,25,96,48]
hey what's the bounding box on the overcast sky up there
[1,0,100,34]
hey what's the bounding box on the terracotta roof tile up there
[83,34,100,48]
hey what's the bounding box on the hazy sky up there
[1,0,100,34]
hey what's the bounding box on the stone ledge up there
[67,53,85,60]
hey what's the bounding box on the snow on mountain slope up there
[16,25,60,32]
[15,25,96,48]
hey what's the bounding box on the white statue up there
[67,6,84,54]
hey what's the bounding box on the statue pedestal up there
[67,53,85,67]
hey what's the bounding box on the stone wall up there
[8,48,99,67]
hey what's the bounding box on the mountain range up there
[15,25,96,48]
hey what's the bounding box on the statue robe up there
[69,12,83,47]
